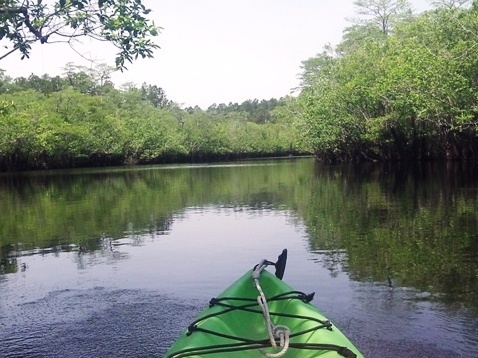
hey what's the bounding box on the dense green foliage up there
[0,0,159,69]
[0,65,302,171]
[296,0,478,162]
[2,1,478,171]
[205,98,282,124]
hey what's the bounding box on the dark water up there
[1,159,477,357]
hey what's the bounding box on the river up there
[0,158,477,357]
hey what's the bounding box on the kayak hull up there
[164,267,364,358]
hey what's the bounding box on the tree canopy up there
[295,0,478,162]
[0,0,160,70]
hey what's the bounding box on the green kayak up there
[164,250,364,358]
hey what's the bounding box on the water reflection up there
[74,236,131,270]
[0,257,26,275]
[1,159,477,309]
[309,249,349,278]
[301,161,478,307]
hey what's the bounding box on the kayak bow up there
[164,249,364,358]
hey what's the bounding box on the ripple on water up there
[330,281,478,358]
[0,287,201,358]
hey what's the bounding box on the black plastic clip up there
[324,320,333,331]
[209,297,219,307]
[300,292,315,303]
[187,324,197,336]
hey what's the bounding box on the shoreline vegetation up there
[0,69,305,172]
[1,1,478,172]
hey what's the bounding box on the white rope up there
[252,260,291,358]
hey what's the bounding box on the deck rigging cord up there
[166,250,357,358]
[252,259,291,357]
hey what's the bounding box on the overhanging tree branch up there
[0,1,160,70]
[0,6,49,43]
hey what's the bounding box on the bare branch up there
[0,45,21,61]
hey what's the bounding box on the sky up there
[0,0,432,109]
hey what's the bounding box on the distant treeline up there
[205,99,281,124]
[0,63,302,171]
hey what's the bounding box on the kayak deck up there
[164,252,364,358]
